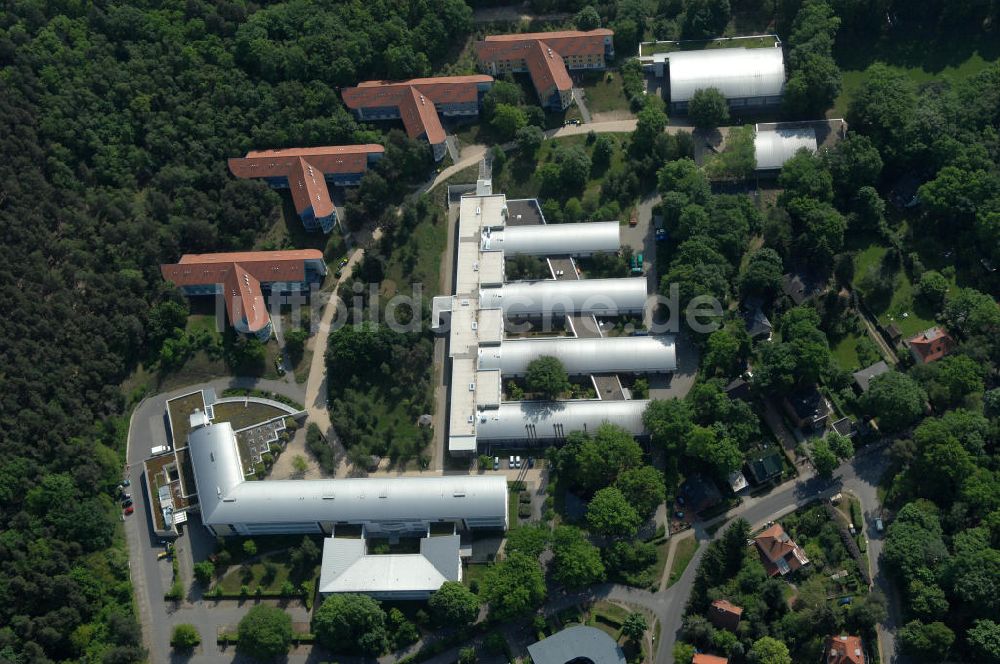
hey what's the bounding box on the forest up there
[0,1,470,661]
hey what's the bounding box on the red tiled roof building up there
[475,29,614,110]
[754,523,809,576]
[692,655,729,664]
[342,76,494,161]
[708,599,743,632]
[906,326,956,364]
[161,250,327,341]
[825,635,865,664]
[228,145,385,234]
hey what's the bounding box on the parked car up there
[677,496,685,506]
[508,455,515,469]
[837,597,853,606]
[122,478,130,487]
[122,499,133,509]
[674,511,685,519]
[493,456,500,471]
[514,455,522,469]
[121,493,131,501]
[527,457,535,468]
[629,210,638,227]
[339,256,349,268]
[875,518,884,532]
[157,550,170,560]
[150,445,171,456]
[123,505,134,515]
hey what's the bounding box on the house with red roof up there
[342,76,494,161]
[825,635,865,664]
[708,599,743,631]
[906,326,955,364]
[161,250,327,341]
[691,654,728,664]
[228,145,384,233]
[754,522,809,576]
[475,29,614,110]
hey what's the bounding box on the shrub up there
[171,623,200,649]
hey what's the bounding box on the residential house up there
[754,522,809,576]
[160,250,327,341]
[851,361,889,394]
[708,599,743,632]
[783,385,832,431]
[342,76,494,161]
[475,30,614,110]
[724,377,751,402]
[691,655,729,664]
[728,470,749,494]
[781,272,827,306]
[825,635,865,664]
[906,326,955,364]
[746,448,783,485]
[228,144,384,233]
[680,473,722,513]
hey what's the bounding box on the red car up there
[123,505,134,515]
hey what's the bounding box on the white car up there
[509,455,515,469]
[515,455,522,469]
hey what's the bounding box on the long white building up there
[496,220,620,256]
[478,336,676,375]
[188,419,508,537]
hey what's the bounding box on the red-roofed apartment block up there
[906,326,956,364]
[754,522,809,576]
[161,250,327,341]
[825,635,865,664]
[475,30,614,110]
[342,76,494,161]
[228,144,385,233]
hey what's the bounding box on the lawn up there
[665,536,698,589]
[185,313,223,342]
[211,400,290,430]
[831,331,865,372]
[851,243,936,337]
[462,562,491,591]
[577,71,631,114]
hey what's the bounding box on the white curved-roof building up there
[477,399,650,442]
[497,221,620,257]
[483,278,648,316]
[754,126,818,171]
[189,421,508,536]
[665,47,785,111]
[478,336,676,375]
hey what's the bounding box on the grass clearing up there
[462,563,491,591]
[831,26,999,117]
[831,331,865,372]
[381,213,447,299]
[577,71,631,114]
[640,35,778,56]
[666,536,698,588]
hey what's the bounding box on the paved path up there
[572,88,592,123]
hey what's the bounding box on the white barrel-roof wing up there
[493,278,648,316]
[189,422,508,528]
[667,47,785,103]
[500,221,620,256]
[478,336,676,375]
[477,399,650,441]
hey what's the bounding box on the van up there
[151,445,172,456]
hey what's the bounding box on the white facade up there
[477,399,650,443]
[188,421,508,536]
[478,336,676,375]
[665,47,785,105]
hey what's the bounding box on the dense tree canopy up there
[238,605,293,660]
[429,581,480,627]
[551,526,606,588]
[688,87,729,130]
[525,356,571,400]
[313,594,389,655]
[480,552,546,620]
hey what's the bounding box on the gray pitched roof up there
[528,626,627,664]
